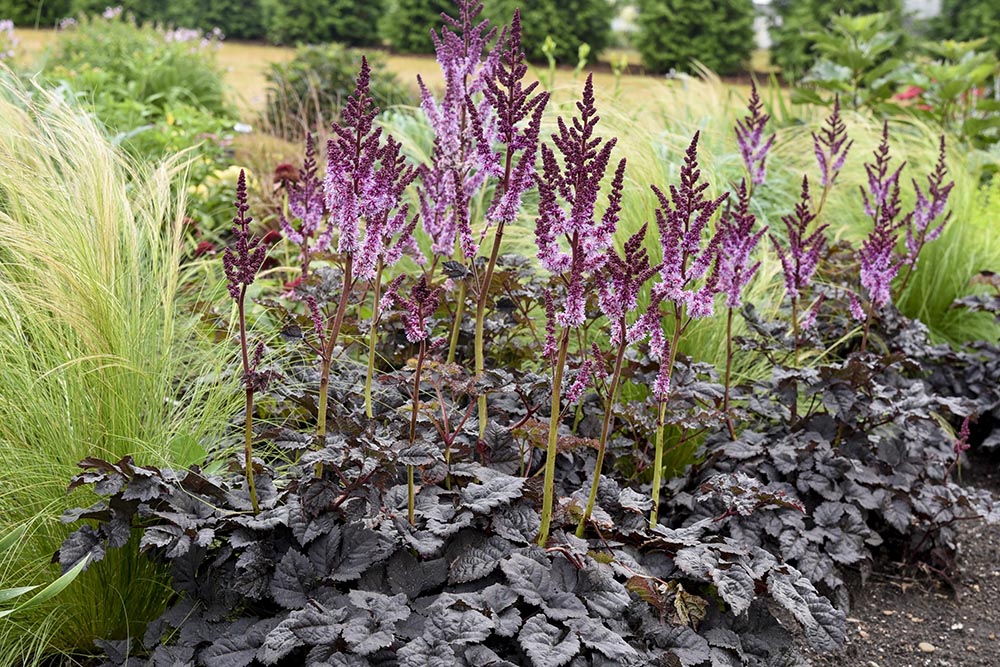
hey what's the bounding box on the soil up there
[804,452,1000,667]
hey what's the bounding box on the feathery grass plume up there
[0,77,237,662]
[533,74,624,546]
[223,170,268,514]
[811,96,853,216]
[640,132,728,527]
[898,135,954,293]
[469,9,549,438]
[279,133,328,278]
[857,122,905,351]
[735,81,775,190]
[770,176,828,354]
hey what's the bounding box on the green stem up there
[859,298,876,353]
[407,339,427,525]
[316,257,353,476]
[577,324,627,537]
[650,308,684,528]
[648,401,668,528]
[237,288,259,514]
[364,260,384,419]
[447,280,466,364]
[723,306,736,439]
[538,328,570,546]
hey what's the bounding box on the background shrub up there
[932,0,1000,57]
[769,0,902,80]
[487,0,615,63]
[634,0,755,75]
[380,0,456,54]
[0,0,71,27]
[45,15,230,117]
[264,43,414,139]
[259,0,383,46]
[70,0,267,40]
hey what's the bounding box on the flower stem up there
[316,257,354,476]
[538,328,570,546]
[447,280,466,364]
[649,400,668,528]
[364,260,384,419]
[859,298,876,353]
[723,306,736,439]
[236,287,260,514]
[577,325,627,537]
[407,338,427,525]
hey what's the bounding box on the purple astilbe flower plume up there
[417,0,498,259]
[472,10,549,229]
[954,416,971,455]
[223,171,266,300]
[858,123,905,311]
[324,58,421,280]
[812,95,853,190]
[718,180,766,309]
[280,133,328,276]
[389,275,442,343]
[904,136,954,268]
[535,74,625,328]
[599,223,658,344]
[647,132,728,319]
[770,176,828,301]
[735,82,775,188]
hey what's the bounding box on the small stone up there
[882,610,895,616]
[867,662,881,667]
[918,642,936,653]
[967,645,976,652]
[859,629,870,640]
[989,633,997,641]
[951,622,964,631]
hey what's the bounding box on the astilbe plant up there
[382,275,442,523]
[717,181,766,437]
[417,0,498,363]
[898,136,954,293]
[319,56,420,426]
[641,132,728,526]
[222,170,268,513]
[770,176,828,356]
[811,95,853,216]
[279,132,328,279]
[533,74,624,546]
[734,81,775,192]
[469,10,548,438]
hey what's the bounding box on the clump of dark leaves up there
[59,407,846,667]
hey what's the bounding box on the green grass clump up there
[0,73,237,664]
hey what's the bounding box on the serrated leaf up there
[449,535,512,584]
[566,617,638,661]
[501,554,553,606]
[541,591,587,621]
[492,503,541,544]
[660,625,711,666]
[461,476,525,514]
[710,563,755,617]
[767,569,845,652]
[271,549,316,609]
[330,524,394,582]
[518,614,580,667]
[398,636,456,667]
[203,619,278,667]
[672,583,709,627]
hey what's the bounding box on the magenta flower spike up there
[535,74,625,328]
[735,82,775,189]
[904,136,954,268]
[858,123,905,311]
[324,58,421,281]
[280,133,328,276]
[417,0,498,260]
[647,132,728,320]
[770,176,827,301]
[812,96,853,191]
[718,181,766,309]
[223,171,267,301]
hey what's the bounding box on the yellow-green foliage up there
[0,73,237,664]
